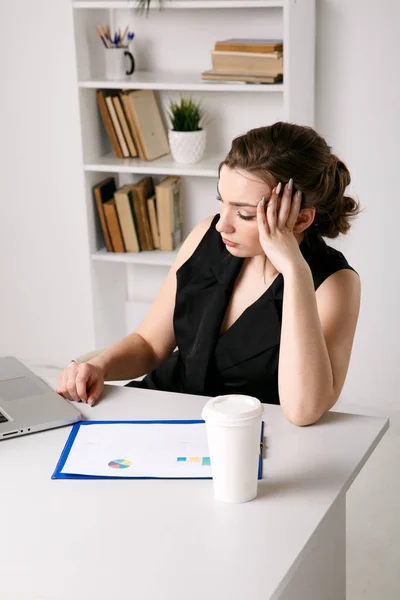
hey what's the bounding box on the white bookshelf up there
[84,152,221,176]
[72,0,316,347]
[78,72,285,92]
[73,1,285,9]
[93,246,179,265]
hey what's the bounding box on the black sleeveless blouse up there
[129,215,356,404]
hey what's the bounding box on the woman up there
[57,122,361,426]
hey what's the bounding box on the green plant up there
[168,97,205,132]
[135,0,163,14]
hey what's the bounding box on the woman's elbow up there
[281,391,337,427]
[283,411,322,427]
[282,402,329,427]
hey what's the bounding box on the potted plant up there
[136,0,163,14]
[167,97,207,164]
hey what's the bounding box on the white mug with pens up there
[105,48,135,80]
[96,24,135,80]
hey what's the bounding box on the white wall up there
[315,0,400,409]
[0,0,96,367]
[0,0,399,407]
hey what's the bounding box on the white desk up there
[1,383,388,600]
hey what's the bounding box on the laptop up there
[0,356,81,440]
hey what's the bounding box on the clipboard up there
[52,420,264,481]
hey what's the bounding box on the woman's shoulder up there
[301,233,358,291]
[172,214,219,274]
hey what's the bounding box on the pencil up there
[121,25,129,46]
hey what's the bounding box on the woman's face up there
[215,165,272,257]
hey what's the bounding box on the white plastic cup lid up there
[201,394,264,425]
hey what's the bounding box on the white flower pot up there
[168,129,206,164]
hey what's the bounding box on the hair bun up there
[333,156,351,188]
[315,156,359,238]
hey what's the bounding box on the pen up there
[96,25,134,49]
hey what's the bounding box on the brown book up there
[92,177,117,252]
[103,199,125,252]
[105,95,130,158]
[114,185,141,252]
[124,90,170,161]
[214,38,283,53]
[147,194,160,249]
[120,91,146,160]
[130,177,155,251]
[96,90,123,158]
[112,95,138,158]
[211,51,283,76]
[155,176,182,252]
[201,70,283,84]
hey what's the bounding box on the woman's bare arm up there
[88,216,214,381]
[278,266,361,426]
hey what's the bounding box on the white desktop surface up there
[1,382,388,600]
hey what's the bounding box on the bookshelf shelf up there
[73,1,285,9]
[79,73,284,93]
[84,153,221,176]
[92,247,178,266]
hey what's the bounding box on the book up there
[114,184,141,252]
[147,194,160,249]
[96,90,123,158]
[123,90,170,161]
[112,95,138,158]
[201,70,283,84]
[211,50,283,76]
[103,198,125,252]
[130,177,156,251]
[92,177,117,252]
[155,176,182,252]
[105,94,130,158]
[120,91,147,160]
[214,38,283,53]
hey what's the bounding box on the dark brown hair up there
[219,122,360,238]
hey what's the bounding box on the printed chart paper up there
[58,422,212,478]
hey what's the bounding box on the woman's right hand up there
[56,361,105,407]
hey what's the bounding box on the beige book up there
[105,95,130,158]
[120,91,146,160]
[211,51,283,76]
[112,96,138,158]
[155,176,182,251]
[114,185,141,252]
[147,195,160,249]
[103,199,125,252]
[130,177,155,251]
[125,90,170,161]
[201,70,282,84]
[92,177,117,252]
[96,90,123,158]
[214,39,283,53]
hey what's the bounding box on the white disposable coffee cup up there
[201,394,264,503]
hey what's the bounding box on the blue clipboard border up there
[52,419,264,481]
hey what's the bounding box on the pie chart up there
[108,459,132,469]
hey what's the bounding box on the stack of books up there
[96,89,170,161]
[202,38,283,84]
[93,175,182,253]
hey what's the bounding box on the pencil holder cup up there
[104,47,135,80]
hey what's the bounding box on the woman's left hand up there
[257,180,308,275]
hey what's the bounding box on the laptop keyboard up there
[0,410,8,423]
